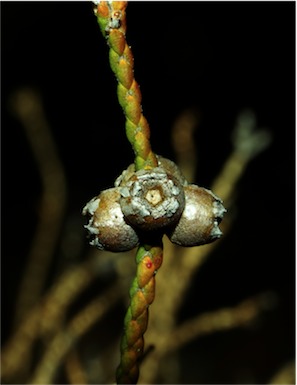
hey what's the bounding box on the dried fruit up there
[168,184,226,247]
[83,188,139,252]
[119,166,185,232]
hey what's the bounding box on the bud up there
[82,188,139,252]
[168,184,226,247]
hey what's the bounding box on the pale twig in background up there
[212,109,272,207]
[1,249,126,383]
[9,89,67,327]
[30,282,122,385]
[64,349,88,385]
[269,360,295,385]
[141,292,277,383]
[162,291,278,355]
[171,108,199,183]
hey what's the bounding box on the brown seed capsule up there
[167,184,226,247]
[82,188,139,252]
[119,166,185,232]
[156,155,187,186]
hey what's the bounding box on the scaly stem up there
[116,242,163,384]
[96,1,158,171]
[94,2,163,383]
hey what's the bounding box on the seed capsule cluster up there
[83,155,226,251]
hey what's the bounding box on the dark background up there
[2,1,295,384]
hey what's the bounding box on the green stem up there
[96,1,158,170]
[116,242,163,384]
[94,2,163,383]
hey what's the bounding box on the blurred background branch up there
[9,89,67,328]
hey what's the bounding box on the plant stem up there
[116,242,163,384]
[95,2,163,383]
[96,1,158,171]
